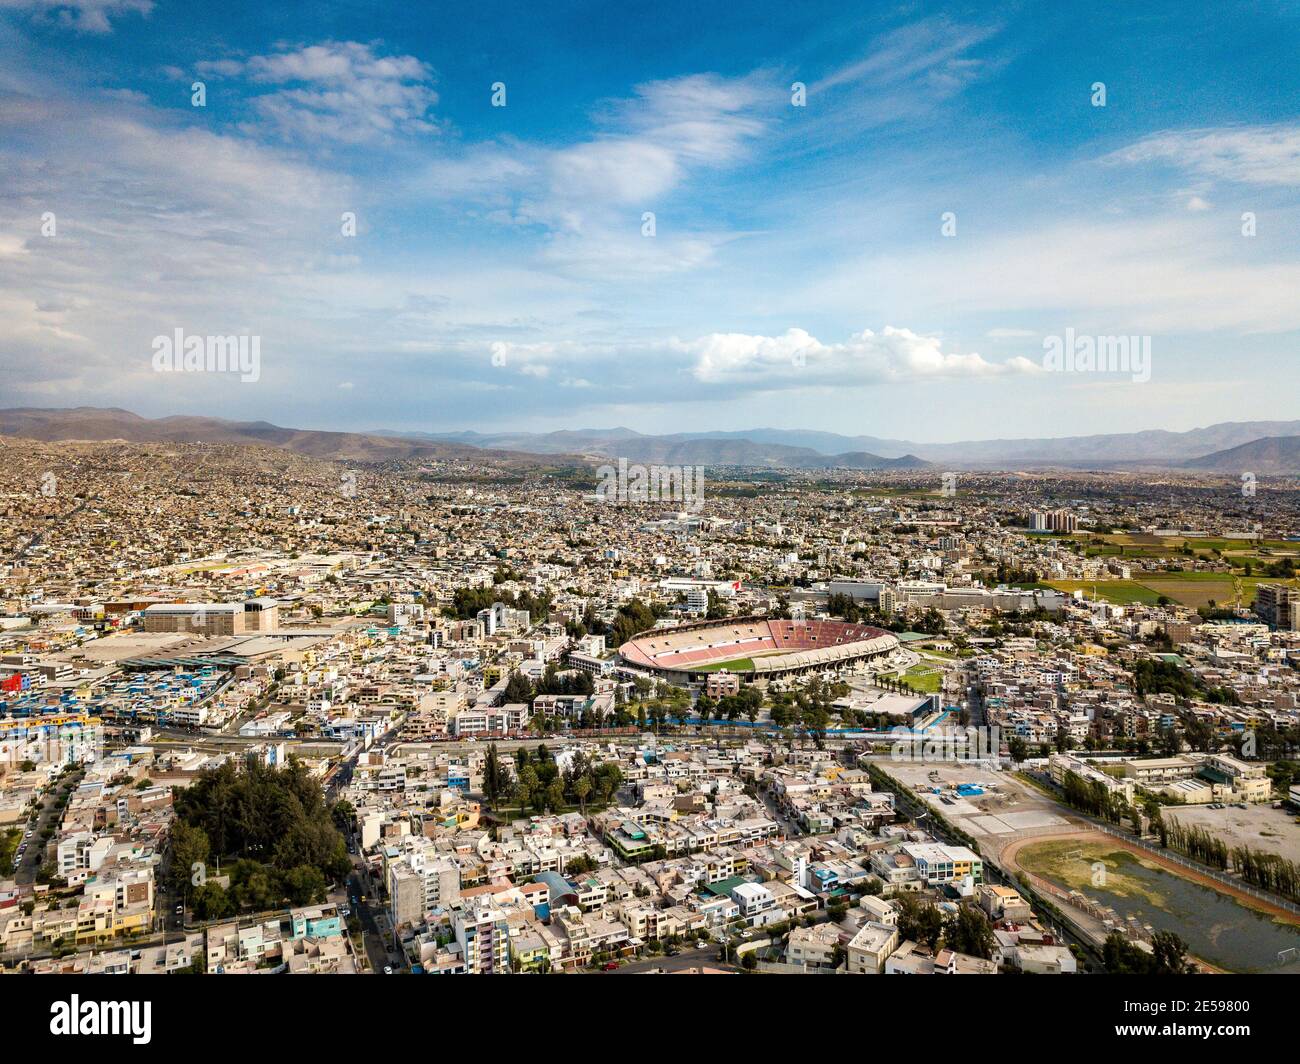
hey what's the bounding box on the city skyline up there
[2,0,1298,438]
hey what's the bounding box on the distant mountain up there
[907,421,1300,467]
[382,428,930,469]
[386,419,1300,469]
[1182,436,1300,474]
[0,407,557,465]
[814,451,931,470]
[7,408,1299,472]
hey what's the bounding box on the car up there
[24,831,33,839]
[602,961,619,970]
[383,965,393,975]
[175,904,184,913]
[339,907,351,917]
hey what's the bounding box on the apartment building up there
[1255,584,1296,630]
[454,901,510,974]
[387,846,463,927]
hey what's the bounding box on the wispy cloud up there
[197,42,440,144]
[1,0,151,34]
[418,71,772,278]
[1108,123,1300,188]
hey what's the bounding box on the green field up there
[1046,579,1164,605]
[901,664,942,693]
[1017,839,1165,903]
[695,657,756,673]
[1047,572,1299,609]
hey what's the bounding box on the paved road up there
[347,865,400,974]
[13,767,83,885]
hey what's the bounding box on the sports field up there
[694,657,756,673]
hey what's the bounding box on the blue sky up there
[1,0,1298,441]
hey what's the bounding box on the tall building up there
[878,587,897,616]
[453,901,510,974]
[1254,584,1296,629]
[387,847,462,928]
[1030,510,1077,533]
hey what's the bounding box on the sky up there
[1,0,1298,443]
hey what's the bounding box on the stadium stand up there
[618,617,900,678]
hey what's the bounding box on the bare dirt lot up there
[883,761,1073,841]
[1164,803,1300,863]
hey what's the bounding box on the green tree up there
[573,775,592,815]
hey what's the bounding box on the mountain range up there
[0,407,533,464]
[376,420,1300,471]
[3,407,1299,472]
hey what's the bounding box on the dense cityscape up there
[2,436,1297,982]
[2,0,1297,1045]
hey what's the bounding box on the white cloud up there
[813,17,999,96]
[1,0,151,34]
[678,326,1037,385]
[198,42,439,144]
[808,215,1300,335]
[416,72,770,278]
[1109,124,1300,188]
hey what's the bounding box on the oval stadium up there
[618,616,902,682]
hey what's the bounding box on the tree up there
[943,904,995,960]
[171,757,350,913]
[1103,930,1192,974]
[483,744,502,812]
[503,671,534,705]
[573,775,592,815]
[191,881,233,920]
[516,765,539,816]
[1007,736,1028,764]
[170,820,210,898]
[896,895,944,951]
[283,864,327,906]
[330,799,355,834]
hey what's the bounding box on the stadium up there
[618,616,902,682]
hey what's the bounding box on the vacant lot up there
[1165,804,1300,863]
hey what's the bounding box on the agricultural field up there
[1047,572,1299,608]
[1045,579,1165,605]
